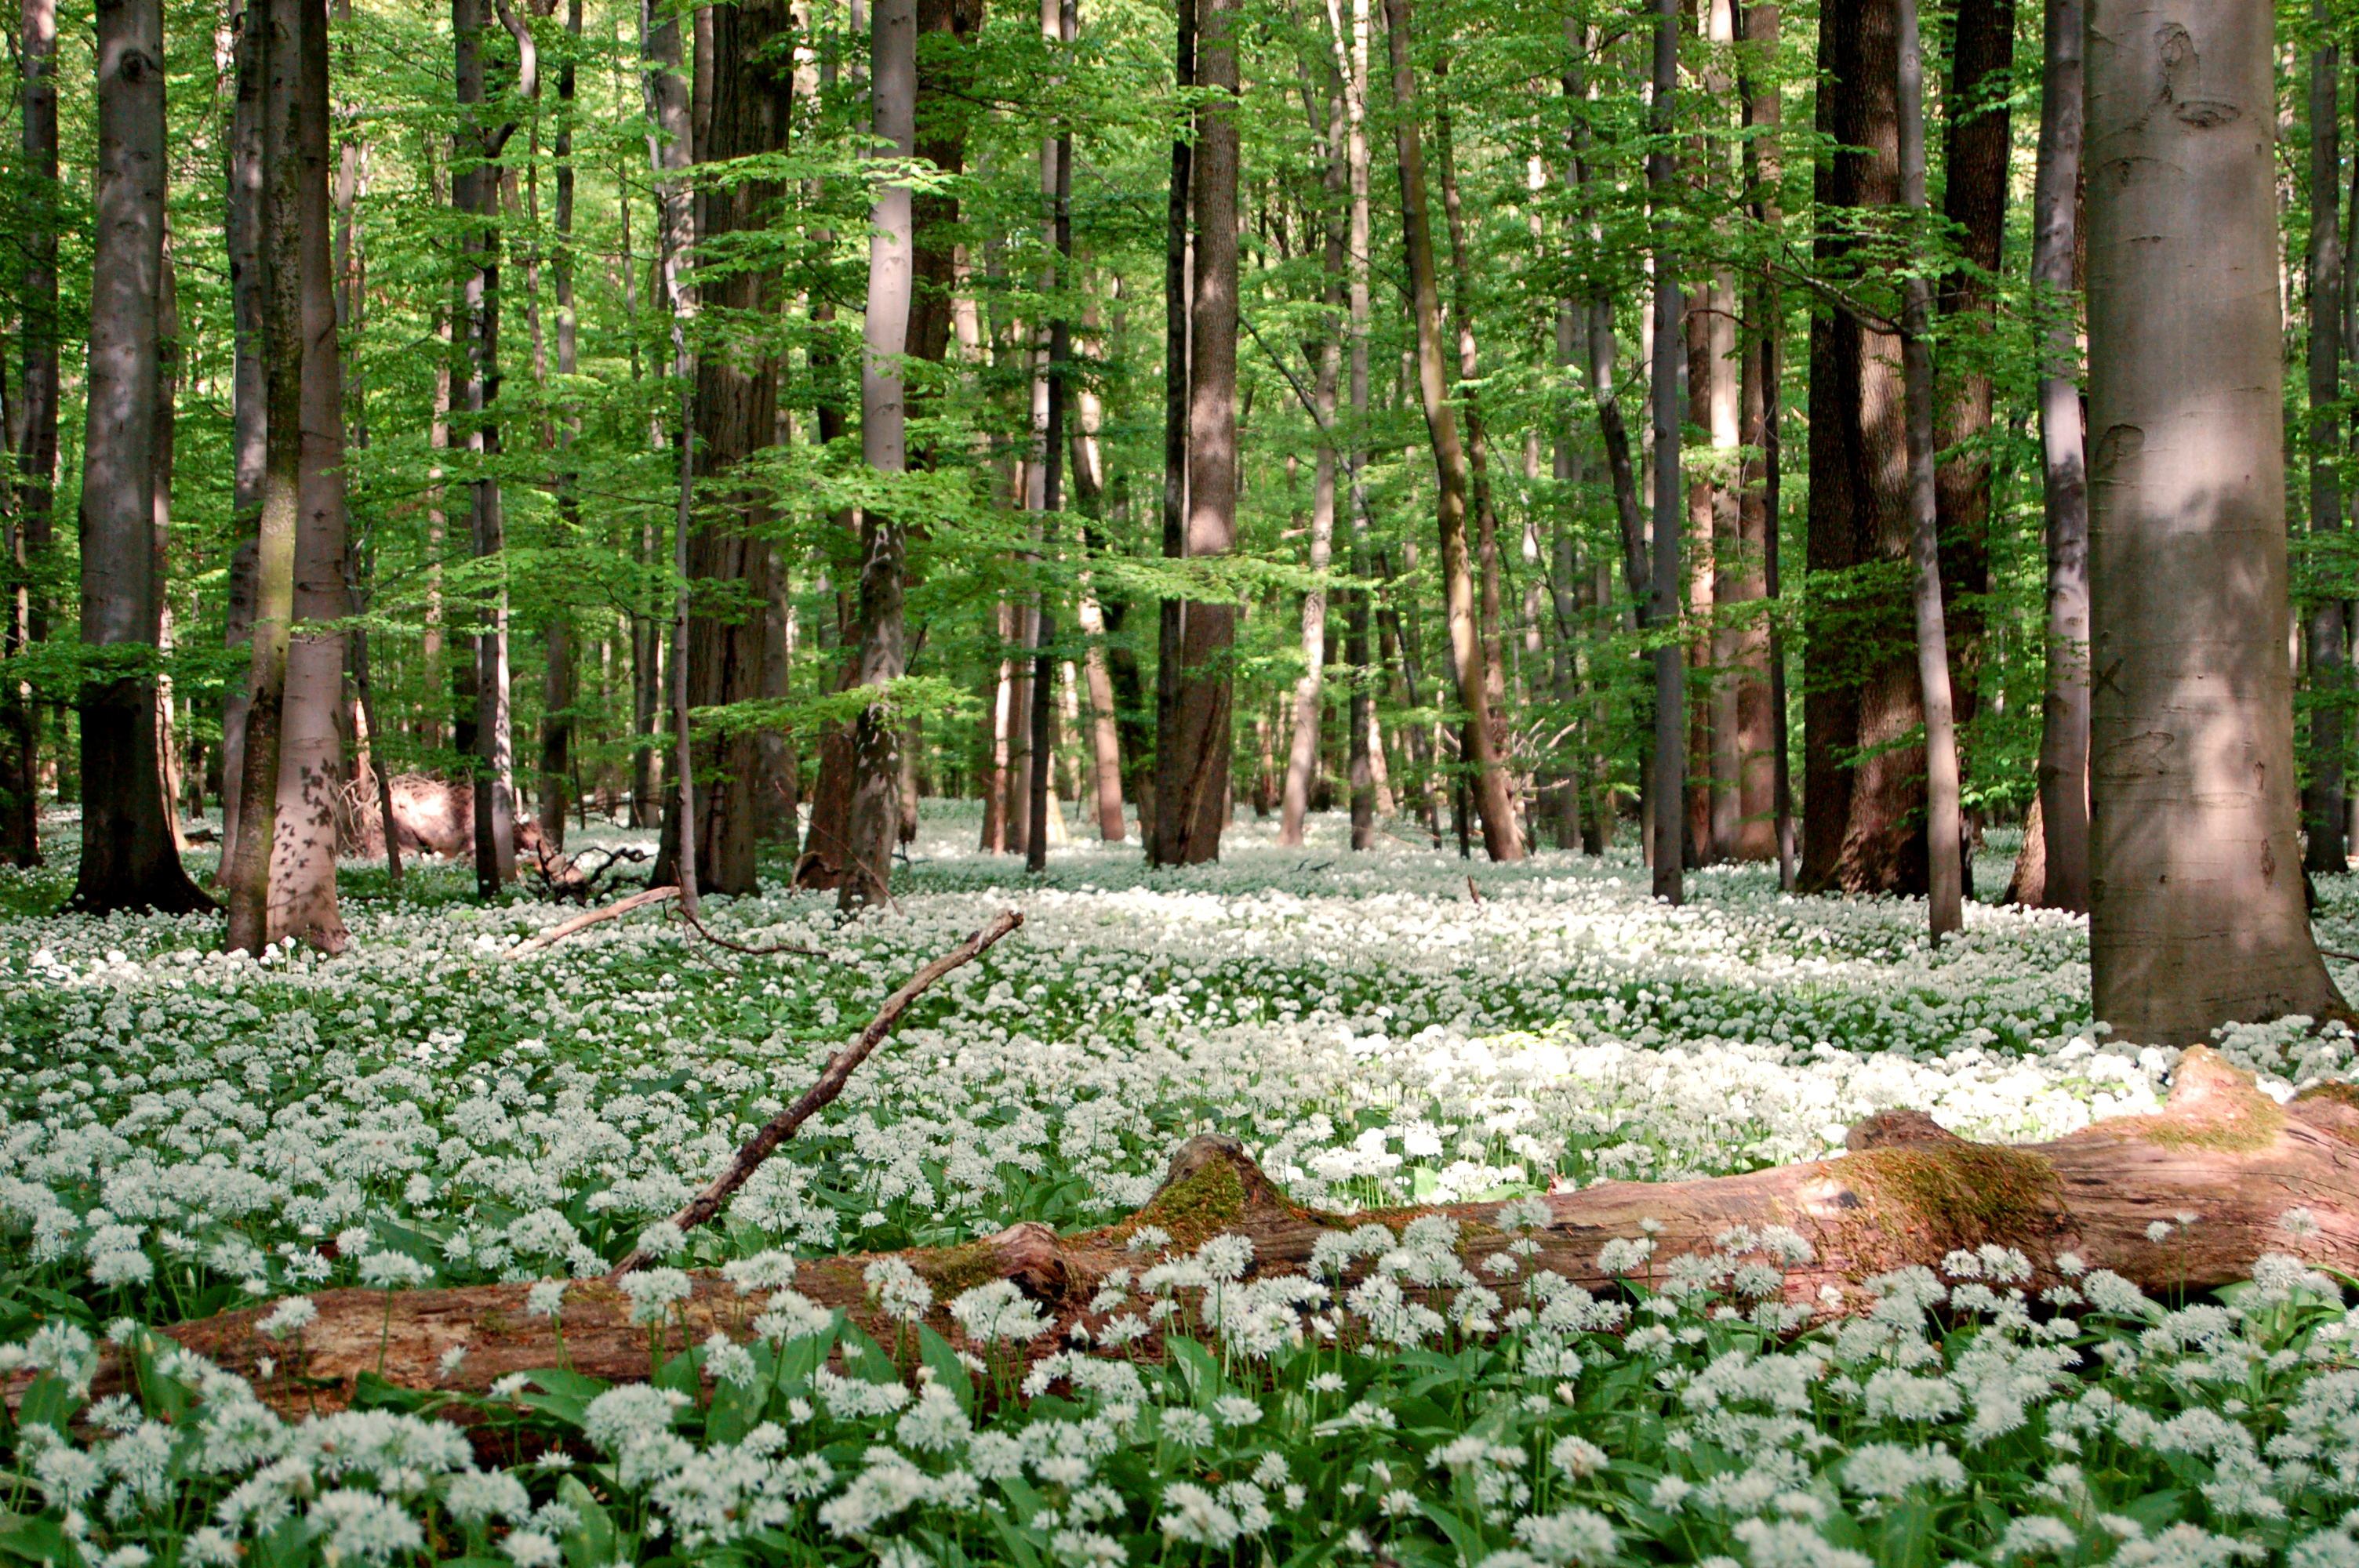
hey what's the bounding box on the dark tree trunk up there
[538,0,584,851]
[1733,0,1785,876]
[1801,0,1925,897]
[3,0,60,867]
[1151,0,1239,867]
[73,0,211,916]
[453,0,517,898]
[1931,0,2012,826]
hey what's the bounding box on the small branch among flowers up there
[606,908,1027,1279]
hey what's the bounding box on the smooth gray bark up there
[2085,0,2345,1041]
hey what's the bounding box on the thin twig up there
[607,907,1027,1278]
[669,897,827,959]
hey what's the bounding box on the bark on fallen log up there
[154,1046,2359,1418]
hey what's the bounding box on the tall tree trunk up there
[1932,0,2012,868]
[266,0,349,952]
[1322,0,1376,852]
[640,0,696,911]
[1645,0,1682,902]
[658,0,789,899]
[1024,0,1076,876]
[5,0,58,866]
[153,234,184,851]
[1280,87,1344,850]
[75,0,211,916]
[453,0,518,898]
[1151,0,1238,867]
[1732,0,1782,871]
[1382,0,1521,863]
[1896,0,1961,941]
[2032,0,2089,911]
[841,0,915,906]
[1801,0,1921,896]
[2307,10,2347,874]
[538,0,584,851]
[2085,0,2345,1042]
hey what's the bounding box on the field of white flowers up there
[9,803,2359,1567]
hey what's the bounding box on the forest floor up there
[8,804,2359,1566]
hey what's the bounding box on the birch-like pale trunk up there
[841,0,916,907]
[2085,0,2346,1041]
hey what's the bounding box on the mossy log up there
[154,1047,2359,1417]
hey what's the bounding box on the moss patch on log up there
[1125,1156,1248,1248]
[1844,1140,2063,1258]
[912,1242,1012,1301]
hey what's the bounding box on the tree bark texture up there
[1896,0,1962,941]
[1931,0,2012,802]
[656,0,791,900]
[1151,0,1238,868]
[841,0,915,907]
[1801,0,1924,898]
[73,0,211,918]
[265,0,350,954]
[2085,0,2346,1044]
[153,1049,2359,1415]
[3,0,60,867]
[1733,0,1782,870]
[1383,0,1521,865]
[2033,0,2091,912]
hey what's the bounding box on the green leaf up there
[0,1512,77,1567]
[557,1474,617,1568]
[919,1323,976,1415]
[1166,1334,1223,1403]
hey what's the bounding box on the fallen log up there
[154,1047,2359,1417]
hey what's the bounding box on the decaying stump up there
[154,1047,2359,1418]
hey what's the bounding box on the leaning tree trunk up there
[2085,0,2346,1044]
[73,0,213,918]
[840,0,915,909]
[1383,0,1521,865]
[265,0,349,954]
[2031,0,2089,912]
[156,1048,2359,1414]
